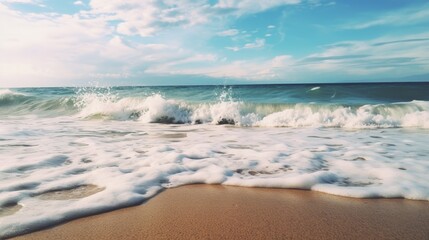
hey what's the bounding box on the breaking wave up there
[0,89,32,106]
[2,87,429,129]
[73,90,429,128]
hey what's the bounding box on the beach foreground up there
[13,185,429,239]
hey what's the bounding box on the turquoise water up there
[6,82,429,105]
[1,82,429,127]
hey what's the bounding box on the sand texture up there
[13,185,429,239]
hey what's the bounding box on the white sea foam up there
[0,116,428,237]
[1,86,429,237]
[255,102,429,128]
[0,89,25,97]
[73,91,429,128]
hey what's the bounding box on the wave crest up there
[73,89,429,129]
[257,102,429,128]
[0,89,31,106]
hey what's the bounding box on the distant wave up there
[0,89,31,106]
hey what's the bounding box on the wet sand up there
[13,185,429,239]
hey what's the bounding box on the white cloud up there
[225,38,266,52]
[146,54,218,74]
[1,0,308,86]
[345,4,429,29]
[168,33,429,82]
[88,0,212,37]
[73,1,84,6]
[267,25,276,29]
[1,0,38,4]
[87,0,303,37]
[217,29,239,37]
[85,0,301,37]
[298,33,429,79]
[0,4,190,86]
[145,54,295,80]
[176,54,218,64]
[226,47,240,52]
[0,0,45,7]
[215,0,301,15]
[0,5,113,86]
[89,72,131,79]
[243,39,265,49]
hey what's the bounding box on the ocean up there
[1,82,429,237]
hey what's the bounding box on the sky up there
[1,0,429,87]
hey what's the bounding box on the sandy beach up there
[12,185,429,239]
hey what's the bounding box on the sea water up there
[0,83,428,237]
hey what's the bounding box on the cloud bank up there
[0,0,428,87]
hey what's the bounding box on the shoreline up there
[12,185,429,239]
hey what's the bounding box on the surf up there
[2,85,429,129]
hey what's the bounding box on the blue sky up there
[0,0,429,87]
